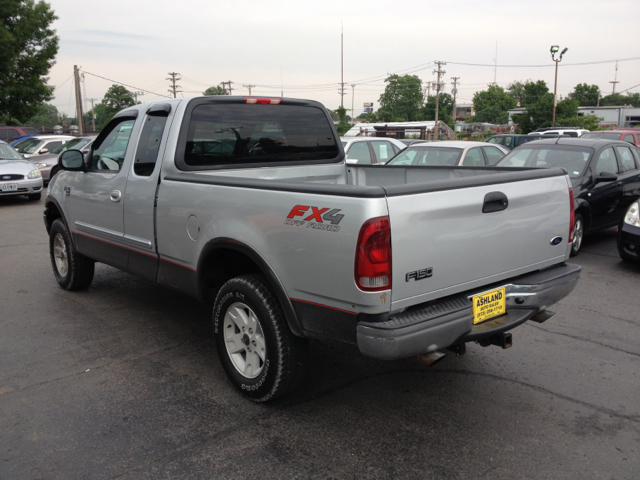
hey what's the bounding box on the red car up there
[581,129,640,146]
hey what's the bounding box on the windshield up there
[0,143,24,160]
[16,138,44,154]
[497,146,593,178]
[386,147,462,166]
[52,138,90,154]
[581,132,621,140]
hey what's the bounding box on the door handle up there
[482,191,508,213]
[109,190,122,203]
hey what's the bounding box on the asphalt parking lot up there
[1,191,639,480]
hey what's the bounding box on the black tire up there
[28,192,41,201]
[213,274,308,402]
[49,219,95,290]
[570,213,584,257]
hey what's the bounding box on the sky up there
[46,0,640,118]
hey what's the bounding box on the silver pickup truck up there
[44,96,581,401]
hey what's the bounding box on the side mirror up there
[60,149,86,171]
[595,172,617,184]
[39,148,48,154]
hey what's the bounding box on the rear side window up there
[499,147,591,177]
[22,128,39,136]
[462,147,485,166]
[43,141,62,153]
[615,146,637,172]
[370,141,394,162]
[0,128,19,141]
[347,142,372,164]
[181,103,338,168]
[483,146,505,165]
[134,115,168,176]
[623,134,636,145]
[486,137,501,145]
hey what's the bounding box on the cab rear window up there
[180,103,339,169]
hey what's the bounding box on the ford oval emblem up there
[2,176,9,180]
[550,236,563,246]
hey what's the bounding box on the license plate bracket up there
[472,287,506,324]
[1,183,18,192]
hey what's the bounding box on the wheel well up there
[44,201,63,234]
[199,248,262,304]
[575,207,590,232]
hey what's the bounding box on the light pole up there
[550,45,568,126]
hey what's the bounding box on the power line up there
[82,71,171,98]
[446,56,640,68]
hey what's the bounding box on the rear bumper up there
[356,263,581,360]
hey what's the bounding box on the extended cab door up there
[63,113,140,270]
[122,103,174,281]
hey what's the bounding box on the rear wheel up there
[49,219,95,290]
[570,213,584,257]
[213,274,308,402]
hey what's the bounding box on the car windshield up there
[581,132,621,140]
[16,138,44,154]
[497,146,593,178]
[52,138,90,154]
[386,146,462,166]
[0,143,24,160]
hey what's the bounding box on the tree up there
[332,106,351,135]
[568,84,600,106]
[512,95,578,133]
[26,103,59,127]
[519,80,550,107]
[422,93,454,126]
[506,80,527,105]
[599,92,640,107]
[377,74,424,122]
[471,85,516,124]
[556,114,602,131]
[0,0,59,124]
[102,85,136,113]
[203,85,229,95]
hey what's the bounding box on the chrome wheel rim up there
[223,302,266,378]
[572,218,583,252]
[53,233,69,277]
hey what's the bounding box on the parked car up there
[30,136,96,183]
[341,137,405,164]
[496,138,640,256]
[398,139,432,147]
[486,134,541,150]
[9,135,37,145]
[14,135,75,159]
[581,129,640,146]
[385,141,509,167]
[0,125,40,143]
[0,140,44,201]
[45,96,580,401]
[528,127,589,137]
[617,201,640,263]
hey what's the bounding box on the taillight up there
[244,97,282,105]
[568,188,575,243]
[355,217,392,291]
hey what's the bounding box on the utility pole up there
[550,46,568,126]
[88,98,97,132]
[243,84,255,95]
[133,91,144,103]
[351,84,356,124]
[433,61,446,140]
[451,76,460,124]
[81,73,88,130]
[167,72,182,98]
[220,81,234,95]
[609,60,620,94]
[73,65,85,135]
[339,24,345,108]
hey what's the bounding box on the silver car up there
[31,136,96,183]
[385,141,509,167]
[340,137,405,165]
[14,135,75,159]
[0,141,44,201]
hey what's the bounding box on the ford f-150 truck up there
[44,96,581,401]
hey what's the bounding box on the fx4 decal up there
[285,205,344,232]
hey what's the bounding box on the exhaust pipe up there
[409,351,446,367]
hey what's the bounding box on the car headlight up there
[27,169,42,179]
[624,201,640,227]
[34,163,47,169]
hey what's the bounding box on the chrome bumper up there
[356,263,581,360]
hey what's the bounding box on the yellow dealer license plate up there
[472,287,506,324]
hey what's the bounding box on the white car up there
[340,137,405,165]
[528,128,589,138]
[385,141,509,167]
[14,135,75,159]
[0,141,44,201]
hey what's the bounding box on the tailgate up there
[387,173,571,310]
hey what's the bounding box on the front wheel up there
[49,219,95,290]
[213,274,308,402]
[570,213,584,257]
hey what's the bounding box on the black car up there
[617,201,640,263]
[497,138,640,256]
